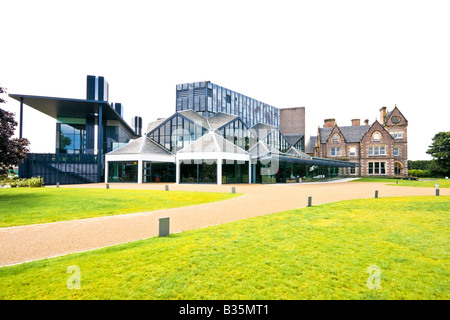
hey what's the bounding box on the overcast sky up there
[1,0,449,160]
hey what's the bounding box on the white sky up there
[1,0,449,160]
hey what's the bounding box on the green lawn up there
[1,196,448,300]
[354,177,450,188]
[0,188,240,228]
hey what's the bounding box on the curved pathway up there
[0,180,447,266]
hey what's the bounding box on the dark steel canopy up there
[9,93,138,138]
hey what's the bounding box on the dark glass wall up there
[180,160,217,183]
[57,123,87,154]
[256,160,350,184]
[222,160,249,183]
[20,153,98,185]
[142,161,175,183]
[265,130,290,153]
[108,161,138,182]
[293,137,305,152]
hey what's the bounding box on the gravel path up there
[0,180,446,267]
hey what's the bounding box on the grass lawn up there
[0,196,448,300]
[354,177,450,188]
[0,188,240,228]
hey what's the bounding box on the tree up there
[0,86,30,176]
[426,131,450,177]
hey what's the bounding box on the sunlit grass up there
[0,188,240,228]
[1,196,448,300]
[354,177,450,188]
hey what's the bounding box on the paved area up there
[0,180,447,267]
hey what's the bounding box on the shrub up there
[17,178,30,187]
[1,176,44,188]
[29,176,44,188]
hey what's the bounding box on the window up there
[349,147,356,157]
[394,147,399,156]
[333,134,339,144]
[350,167,356,175]
[368,146,386,156]
[373,133,380,141]
[331,147,341,157]
[390,131,403,140]
[368,162,386,175]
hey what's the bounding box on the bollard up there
[56,182,59,188]
[231,186,236,193]
[106,183,109,189]
[159,217,170,237]
[307,196,312,207]
[165,185,169,191]
[300,178,302,183]
[374,190,378,198]
[396,180,398,184]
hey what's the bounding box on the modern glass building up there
[10,76,141,184]
[176,81,280,128]
[106,81,358,184]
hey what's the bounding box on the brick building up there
[306,105,408,177]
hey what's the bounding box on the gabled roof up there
[384,105,408,125]
[177,131,247,155]
[319,125,371,143]
[249,123,277,139]
[208,112,239,130]
[177,110,210,129]
[248,140,279,158]
[285,146,311,159]
[283,133,304,146]
[305,136,317,154]
[145,118,167,134]
[107,136,172,155]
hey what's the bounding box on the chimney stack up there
[132,116,142,136]
[380,106,387,124]
[364,119,369,125]
[351,119,360,126]
[323,118,336,128]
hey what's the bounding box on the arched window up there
[373,132,381,142]
[333,134,339,144]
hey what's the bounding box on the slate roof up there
[319,125,371,143]
[283,133,304,146]
[285,146,311,159]
[107,136,172,155]
[305,136,317,154]
[177,131,247,155]
[177,110,210,129]
[145,118,167,134]
[249,123,277,139]
[208,112,239,131]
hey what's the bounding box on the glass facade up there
[58,123,87,154]
[256,160,343,184]
[216,118,256,151]
[147,115,207,152]
[265,130,290,153]
[293,137,305,152]
[222,161,249,184]
[180,160,218,183]
[176,81,280,129]
[108,161,138,182]
[142,161,175,183]
[106,125,134,153]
